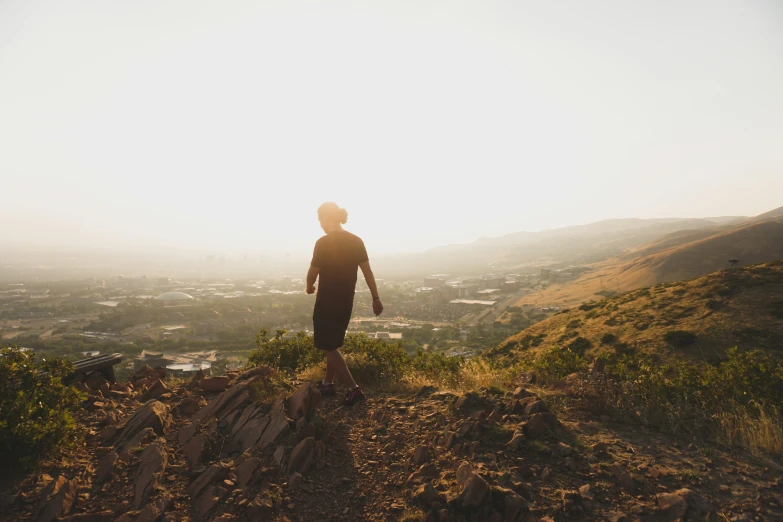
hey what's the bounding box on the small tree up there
[728,259,739,268]
[0,346,84,466]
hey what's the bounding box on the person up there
[306,202,384,406]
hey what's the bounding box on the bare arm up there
[306,265,319,294]
[359,261,379,299]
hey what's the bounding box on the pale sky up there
[2,0,782,257]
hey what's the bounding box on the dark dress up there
[311,230,369,351]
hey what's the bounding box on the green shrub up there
[518,345,587,381]
[566,336,592,355]
[0,346,84,466]
[247,329,321,374]
[597,348,783,449]
[663,330,697,348]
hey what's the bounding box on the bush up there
[663,330,697,348]
[247,329,321,374]
[0,346,84,466]
[595,348,783,452]
[600,333,618,345]
[566,336,592,355]
[518,345,588,381]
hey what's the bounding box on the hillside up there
[500,261,783,362]
[517,212,783,308]
[3,359,781,522]
[374,216,744,277]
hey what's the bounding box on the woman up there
[306,202,384,406]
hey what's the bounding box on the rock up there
[114,401,172,449]
[414,445,429,465]
[461,473,490,508]
[139,379,168,402]
[177,398,202,416]
[257,395,291,449]
[504,491,528,522]
[578,484,594,501]
[521,412,558,439]
[85,372,110,391]
[512,387,532,399]
[560,490,582,512]
[135,496,171,522]
[237,366,272,382]
[674,488,715,517]
[133,365,159,382]
[288,437,315,475]
[407,464,440,484]
[187,463,230,500]
[456,461,473,488]
[287,383,321,421]
[657,492,688,520]
[413,483,445,507]
[608,462,635,492]
[273,445,286,468]
[59,512,113,522]
[117,427,155,459]
[288,472,302,487]
[34,476,78,522]
[94,452,118,485]
[236,457,261,488]
[247,495,274,522]
[134,442,168,509]
[192,485,223,521]
[183,433,210,468]
[200,376,230,392]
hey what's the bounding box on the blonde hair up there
[318,202,348,225]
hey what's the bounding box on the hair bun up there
[339,208,348,224]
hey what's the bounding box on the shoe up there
[317,381,336,397]
[342,386,365,406]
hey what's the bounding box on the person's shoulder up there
[342,230,364,243]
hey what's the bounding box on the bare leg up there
[324,355,336,384]
[325,349,357,389]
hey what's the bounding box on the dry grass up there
[717,405,783,457]
[501,261,783,363]
[297,358,511,394]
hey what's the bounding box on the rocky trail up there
[2,366,782,522]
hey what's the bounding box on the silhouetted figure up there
[306,202,383,406]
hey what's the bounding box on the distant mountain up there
[492,260,783,362]
[375,215,748,277]
[516,206,783,307]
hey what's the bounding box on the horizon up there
[2,1,783,259]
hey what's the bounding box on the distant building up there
[155,291,194,301]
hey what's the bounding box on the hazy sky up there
[2,0,782,256]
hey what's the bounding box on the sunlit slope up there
[494,261,783,362]
[517,217,783,308]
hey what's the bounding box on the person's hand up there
[372,298,383,316]
[306,285,315,295]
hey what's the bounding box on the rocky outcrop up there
[199,376,230,392]
[139,379,168,402]
[94,452,118,485]
[113,401,171,450]
[34,476,78,522]
[134,442,168,509]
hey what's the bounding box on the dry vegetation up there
[504,260,783,362]
[517,218,783,308]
